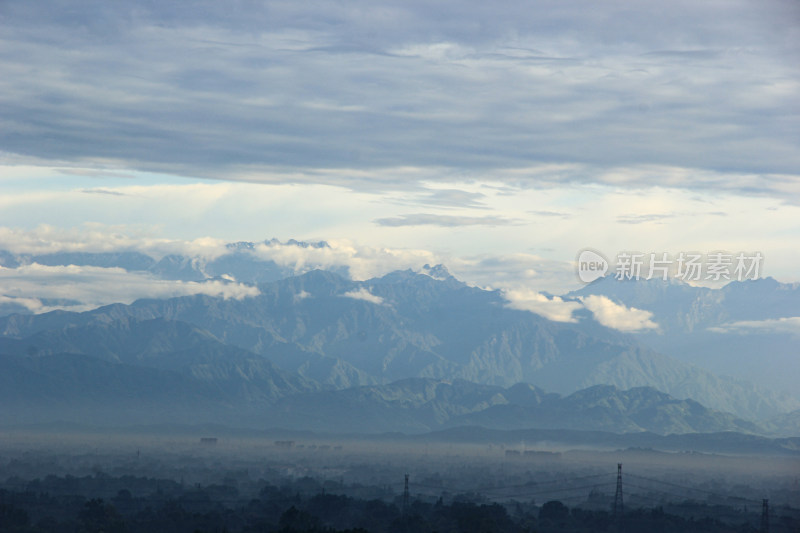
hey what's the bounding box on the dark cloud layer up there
[1,0,798,193]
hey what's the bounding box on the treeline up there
[0,474,795,533]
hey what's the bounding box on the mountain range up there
[0,336,776,436]
[0,243,797,441]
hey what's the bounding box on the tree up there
[539,500,569,523]
[78,498,127,533]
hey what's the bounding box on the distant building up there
[523,450,561,459]
[274,440,295,449]
[200,437,218,445]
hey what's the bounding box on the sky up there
[1,0,798,301]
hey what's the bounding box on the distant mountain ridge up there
[264,378,764,435]
[0,269,796,422]
[0,342,773,436]
[567,275,800,394]
[0,239,342,287]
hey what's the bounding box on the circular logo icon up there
[576,249,608,283]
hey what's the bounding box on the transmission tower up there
[613,463,624,522]
[402,473,410,515]
[760,499,769,533]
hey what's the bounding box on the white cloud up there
[0,263,259,313]
[580,295,659,332]
[450,253,576,294]
[294,289,311,303]
[1,154,800,291]
[0,224,230,261]
[0,294,55,313]
[0,223,583,293]
[709,317,800,336]
[251,239,440,281]
[341,287,385,305]
[503,289,581,323]
[374,213,520,227]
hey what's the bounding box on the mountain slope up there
[0,317,319,405]
[0,352,229,426]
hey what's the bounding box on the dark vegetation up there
[1,473,797,533]
[2,430,798,533]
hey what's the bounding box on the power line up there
[483,482,616,500]
[406,482,613,498]
[626,473,763,506]
[2,464,776,522]
[403,472,614,494]
[482,472,615,492]
[624,482,698,500]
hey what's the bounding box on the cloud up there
[80,188,130,196]
[616,209,728,225]
[294,289,311,303]
[341,287,385,305]
[230,238,582,293]
[616,213,675,225]
[0,229,587,311]
[0,226,445,286]
[0,206,797,300]
[395,188,488,209]
[0,0,799,293]
[59,168,138,180]
[374,213,520,227]
[449,253,576,294]
[529,210,571,218]
[0,0,797,198]
[250,239,440,281]
[503,289,581,323]
[709,317,800,336]
[0,225,230,260]
[0,263,259,313]
[0,294,55,314]
[580,295,659,332]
